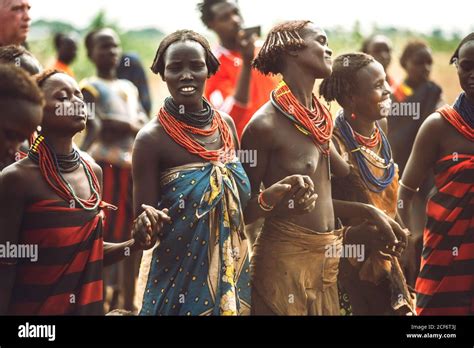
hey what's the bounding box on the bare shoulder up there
[219,111,234,127]
[135,118,163,148]
[243,101,278,137]
[419,112,447,134]
[218,111,239,146]
[88,161,103,181]
[0,158,35,196]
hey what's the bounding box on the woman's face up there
[41,73,87,134]
[163,40,208,112]
[353,61,392,121]
[89,29,121,71]
[366,36,392,70]
[294,23,333,78]
[405,47,433,84]
[456,40,474,101]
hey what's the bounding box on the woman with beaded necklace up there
[0,70,164,315]
[320,52,415,315]
[132,30,304,316]
[398,33,474,315]
[242,20,408,316]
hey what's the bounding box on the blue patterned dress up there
[137,160,251,315]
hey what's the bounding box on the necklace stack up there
[271,81,333,157]
[159,98,234,162]
[336,113,395,192]
[28,135,102,210]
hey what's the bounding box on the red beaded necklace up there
[351,125,381,148]
[28,135,102,211]
[272,81,333,156]
[158,108,235,162]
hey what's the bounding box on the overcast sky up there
[30,0,473,36]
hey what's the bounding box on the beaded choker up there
[163,97,214,128]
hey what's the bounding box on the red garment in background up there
[205,45,277,138]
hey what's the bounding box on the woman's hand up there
[263,175,318,217]
[364,205,410,248]
[347,205,410,257]
[132,204,171,250]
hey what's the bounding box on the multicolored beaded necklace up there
[335,113,395,192]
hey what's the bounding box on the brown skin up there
[403,47,433,89]
[81,28,146,151]
[132,40,292,247]
[341,61,392,136]
[0,99,42,170]
[334,61,408,253]
[398,40,474,282]
[206,1,256,106]
[0,52,42,75]
[0,73,160,314]
[242,24,407,251]
[0,0,30,46]
[133,40,240,223]
[365,35,392,72]
[18,53,42,75]
[57,35,78,65]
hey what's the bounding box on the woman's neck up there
[176,98,204,113]
[343,109,376,137]
[282,73,316,110]
[41,131,74,155]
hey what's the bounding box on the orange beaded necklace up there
[158,105,235,162]
[271,81,333,156]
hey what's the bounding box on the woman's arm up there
[130,126,170,247]
[0,166,27,314]
[398,113,441,230]
[90,154,167,266]
[333,199,409,257]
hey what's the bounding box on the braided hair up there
[319,52,375,106]
[252,20,311,76]
[150,29,220,79]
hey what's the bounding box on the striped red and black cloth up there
[415,151,474,315]
[98,162,133,243]
[8,200,105,315]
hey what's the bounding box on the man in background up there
[0,0,31,47]
[198,0,276,138]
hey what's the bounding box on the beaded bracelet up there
[258,191,274,212]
